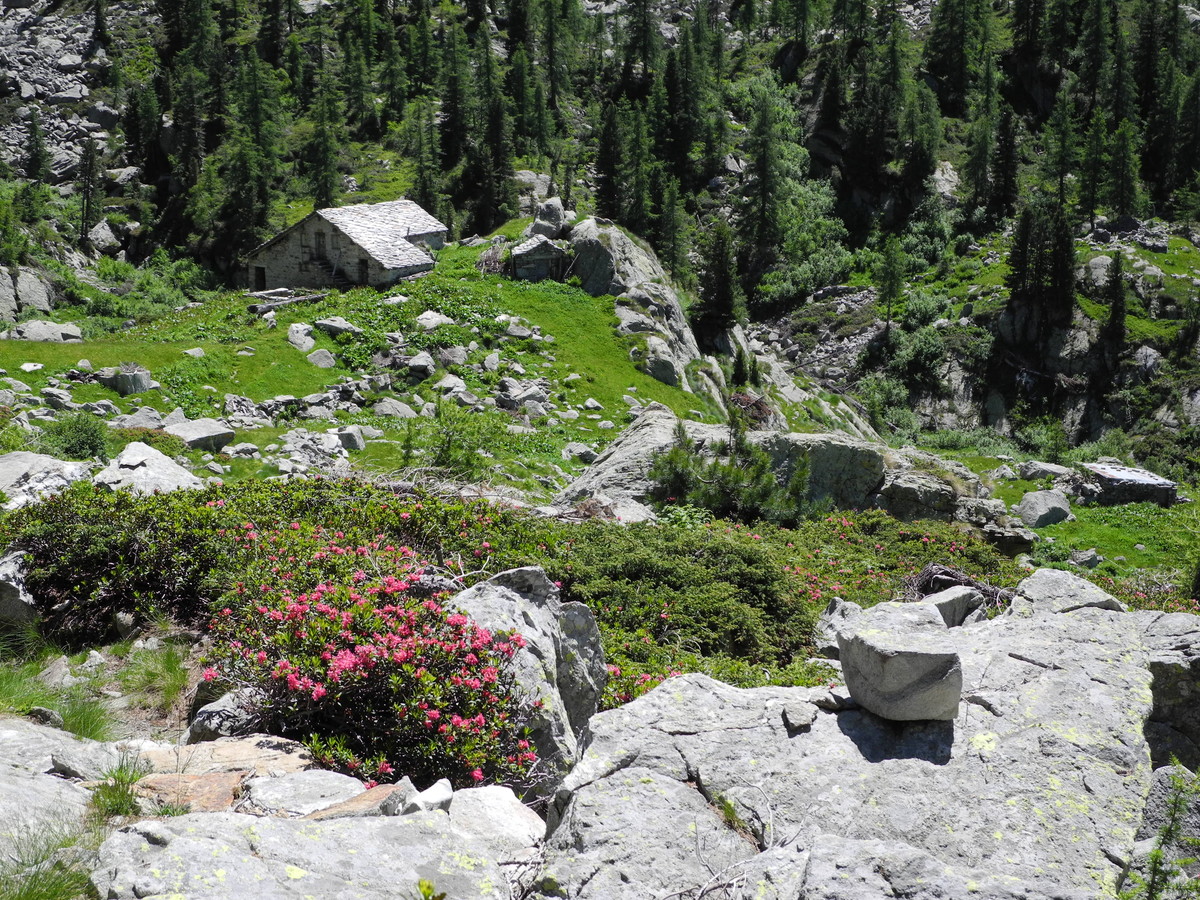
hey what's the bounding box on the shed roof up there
[512,234,564,257]
[317,200,447,270]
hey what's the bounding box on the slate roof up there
[512,234,564,256]
[316,200,447,270]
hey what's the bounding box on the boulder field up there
[3,568,1200,898]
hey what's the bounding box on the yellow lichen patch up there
[285,864,308,879]
[969,732,998,756]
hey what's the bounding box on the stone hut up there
[243,199,447,291]
[1079,462,1178,507]
[511,234,567,282]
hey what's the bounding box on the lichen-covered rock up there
[90,811,511,899]
[538,584,1161,898]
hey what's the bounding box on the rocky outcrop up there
[554,404,1027,538]
[568,217,709,398]
[533,570,1180,899]
[449,567,605,785]
[0,451,90,509]
[4,570,1200,897]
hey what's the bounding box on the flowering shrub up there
[205,523,537,788]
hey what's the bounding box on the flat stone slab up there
[243,769,366,817]
[1011,568,1126,615]
[163,418,235,451]
[90,811,509,899]
[138,734,317,778]
[134,771,248,813]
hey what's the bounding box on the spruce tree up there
[1042,85,1076,204]
[876,234,905,333]
[988,104,1019,219]
[77,137,101,244]
[691,218,744,347]
[92,0,110,50]
[1107,118,1142,216]
[594,103,624,220]
[23,111,50,182]
[309,65,341,209]
[1079,108,1108,227]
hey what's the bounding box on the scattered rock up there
[93,442,203,495]
[1015,489,1072,528]
[307,349,337,368]
[163,418,235,452]
[288,323,315,351]
[314,316,362,337]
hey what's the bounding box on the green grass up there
[1034,500,1197,576]
[117,644,189,714]
[0,822,96,900]
[90,754,148,820]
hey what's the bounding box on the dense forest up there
[9,0,1200,285]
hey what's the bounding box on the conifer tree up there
[1108,118,1142,216]
[77,137,101,244]
[594,103,624,220]
[308,65,341,208]
[1078,110,1108,228]
[988,104,1019,219]
[92,0,110,50]
[439,25,470,168]
[23,111,50,182]
[691,218,744,346]
[1042,85,1076,204]
[876,234,905,333]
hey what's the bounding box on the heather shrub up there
[205,522,538,789]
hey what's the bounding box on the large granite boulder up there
[534,570,1181,899]
[93,442,203,495]
[6,320,82,342]
[1016,489,1072,527]
[0,451,90,509]
[449,567,605,785]
[163,417,235,451]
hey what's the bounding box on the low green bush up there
[37,412,108,461]
[647,420,824,528]
[0,484,229,643]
